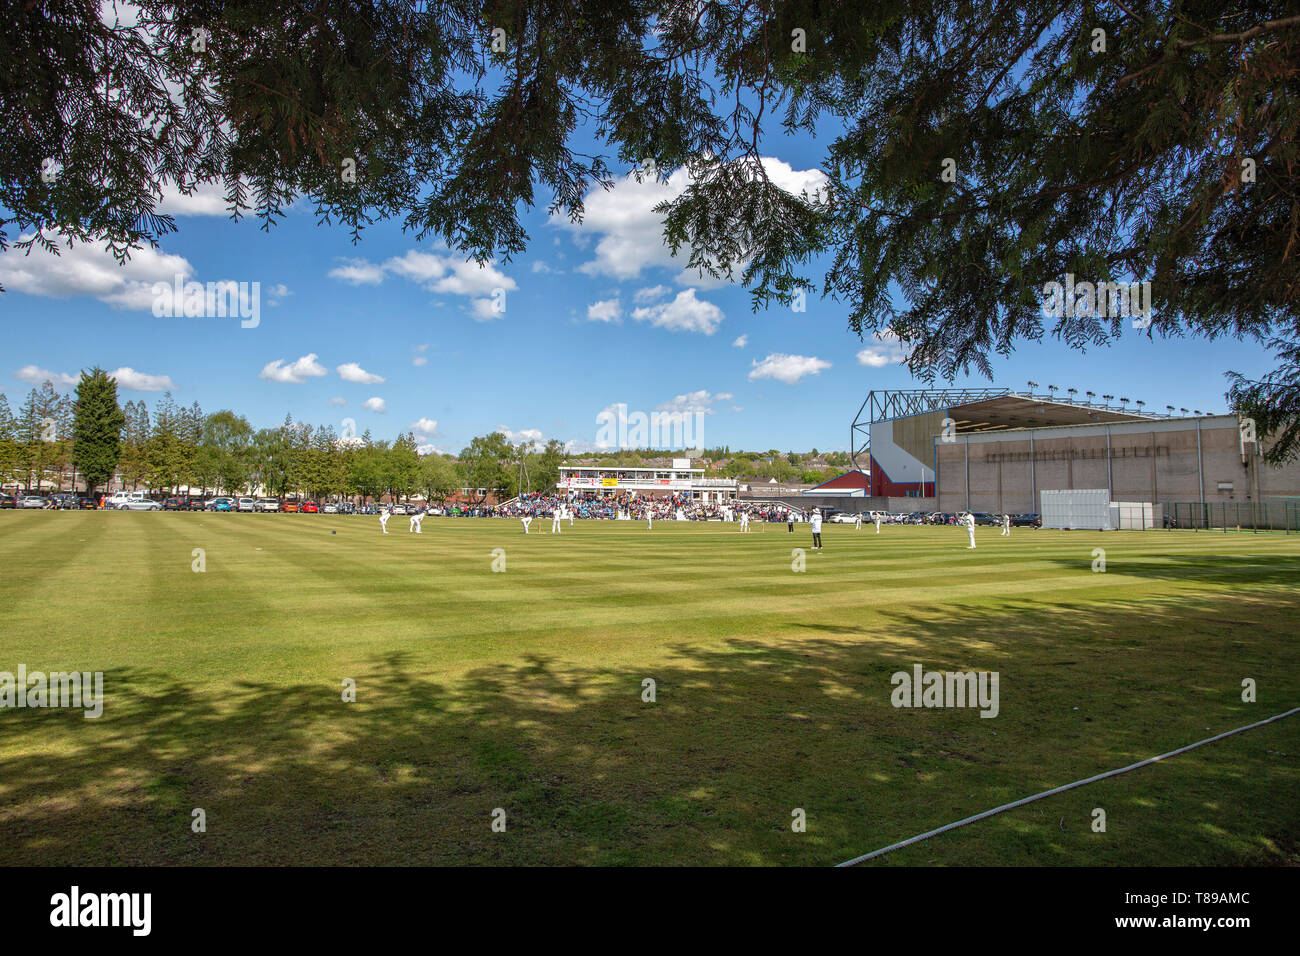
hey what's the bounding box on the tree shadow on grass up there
[0,589,1295,866]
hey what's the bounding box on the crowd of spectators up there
[488,491,805,522]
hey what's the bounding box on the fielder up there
[854,512,862,531]
[521,515,533,534]
[568,505,575,527]
[963,512,976,549]
[1001,513,1011,536]
[379,507,391,534]
[874,513,882,534]
[409,509,424,533]
[739,510,750,532]
[551,507,562,534]
[646,510,653,531]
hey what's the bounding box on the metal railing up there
[1165,500,1300,533]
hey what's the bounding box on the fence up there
[1165,500,1300,533]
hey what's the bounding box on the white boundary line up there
[835,706,1299,867]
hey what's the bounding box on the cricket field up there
[0,511,1296,866]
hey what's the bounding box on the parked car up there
[257,498,280,513]
[1011,513,1042,528]
[118,497,161,511]
[211,498,234,512]
[19,495,45,509]
[969,512,1003,526]
[163,497,185,511]
[301,500,319,513]
[828,512,857,523]
[0,493,17,509]
[236,497,256,512]
[283,500,300,513]
[76,497,98,510]
[322,502,339,514]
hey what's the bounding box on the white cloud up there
[468,297,504,322]
[634,284,671,304]
[362,396,387,414]
[748,353,831,385]
[110,367,177,391]
[412,417,440,439]
[336,362,386,385]
[327,397,347,407]
[655,389,722,415]
[586,298,622,323]
[631,288,723,335]
[260,353,328,384]
[856,330,911,368]
[497,425,545,451]
[267,283,291,306]
[413,356,428,367]
[716,392,733,401]
[156,180,232,217]
[330,252,518,322]
[0,231,192,309]
[14,365,79,389]
[566,159,828,282]
[328,257,386,285]
[531,260,559,274]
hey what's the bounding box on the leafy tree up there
[0,394,18,486]
[15,380,65,492]
[385,432,421,501]
[418,453,461,504]
[202,410,253,495]
[251,425,294,498]
[459,432,513,503]
[71,367,125,493]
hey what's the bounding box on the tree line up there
[1,371,851,501]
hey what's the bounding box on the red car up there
[301,500,319,513]
[283,500,300,513]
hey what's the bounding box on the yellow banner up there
[601,478,619,487]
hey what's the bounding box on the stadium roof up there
[850,387,1167,467]
[810,469,871,491]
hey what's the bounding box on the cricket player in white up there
[963,511,976,548]
[646,510,653,530]
[409,509,424,533]
[854,512,862,531]
[1001,513,1011,536]
[568,504,575,527]
[551,507,562,534]
[739,510,749,532]
[874,513,882,534]
[379,507,391,534]
[521,515,532,533]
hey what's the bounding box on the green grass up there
[0,511,1296,866]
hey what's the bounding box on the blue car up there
[212,499,233,512]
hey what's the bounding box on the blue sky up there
[0,125,1275,455]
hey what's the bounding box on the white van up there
[107,491,148,509]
